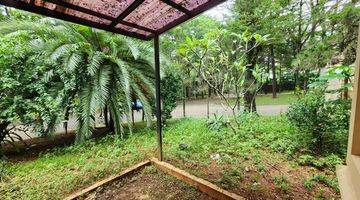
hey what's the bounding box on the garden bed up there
[68,158,243,200]
[78,165,213,200]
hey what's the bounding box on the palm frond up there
[66,53,82,73]
[108,91,124,139]
[43,69,54,83]
[59,21,88,43]
[0,20,65,39]
[94,65,111,109]
[88,52,103,76]
[114,58,133,134]
[50,44,72,61]
[128,66,155,95]
[77,81,97,142]
[124,39,140,60]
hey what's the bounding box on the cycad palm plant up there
[0,18,155,141]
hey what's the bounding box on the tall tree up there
[270,44,277,98]
[228,0,285,111]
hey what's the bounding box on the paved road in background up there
[169,99,289,118]
[65,99,289,131]
[18,99,289,140]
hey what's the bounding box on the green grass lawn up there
[256,92,298,105]
[217,92,298,106]
[0,116,341,200]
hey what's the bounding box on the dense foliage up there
[0,17,155,142]
[0,29,61,150]
[163,0,359,110]
[309,64,354,99]
[286,90,351,156]
[160,70,182,122]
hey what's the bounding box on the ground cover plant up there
[0,116,342,200]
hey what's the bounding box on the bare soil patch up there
[79,166,213,200]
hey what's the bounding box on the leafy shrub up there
[273,175,288,192]
[286,90,350,156]
[0,33,62,149]
[160,71,182,122]
[298,154,343,171]
[304,173,339,193]
[207,114,229,131]
[236,112,259,124]
[309,65,354,95]
[323,154,344,169]
[298,155,316,166]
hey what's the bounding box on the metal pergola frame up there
[154,36,163,160]
[0,0,227,161]
[0,0,226,40]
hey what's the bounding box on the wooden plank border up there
[65,158,245,200]
[150,158,245,200]
[65,160,151,200]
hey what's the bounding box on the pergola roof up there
[0,0,226,40]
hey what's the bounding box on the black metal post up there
[154,35,163,161]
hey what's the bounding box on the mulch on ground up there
[79,166,213,200]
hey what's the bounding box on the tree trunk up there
[109,114,114,132]
[235,86,241,112]
[63,107,70,134]
[182,84,186,117]
[294,68,300,89]
[244,40,259,113]
[344,77,349,100]
[0,122,11,156]
[244,64,257,112]
[131,109,135,125]
[207,86,210,118]
[294,0,303,89]
[104,106,109,127]
[265,57,270,95]
[303,69,309,91]
[270,45,277,98]
[4,7,10,17]
[279,61,282,93]
[244,88,256,112]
